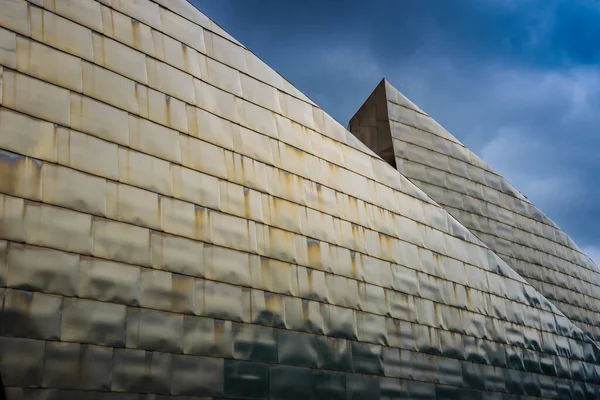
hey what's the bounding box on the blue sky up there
[192,0,600,264]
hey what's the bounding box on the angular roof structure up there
[350,79,600,343]
[0,0,598,398]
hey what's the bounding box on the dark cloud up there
[192,0,600,260]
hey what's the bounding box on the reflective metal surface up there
[0,0,599,398]
[350,79,600,344]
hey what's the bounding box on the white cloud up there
[480,126,584,212]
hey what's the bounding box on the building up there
[0,0,598,398]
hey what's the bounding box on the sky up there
[192,0,600,265]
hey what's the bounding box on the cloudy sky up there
[192,0,600,264]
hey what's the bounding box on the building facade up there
[0,0,598,399]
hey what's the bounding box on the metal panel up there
[137,308,183,353]
[311,370,346,400]
[223,359,269,399]
[2,289,62,340]
[111,348,171,394]
[61,298,126,347]
[277,329,318,367]
[233,323,278,364]
[7,243,80,296]
[171,354,223,396]
[270,365,312,400]
[0,336,45,387]
[316,336,353,372]
[2,2,600,398]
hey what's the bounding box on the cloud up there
[479,119,585,211]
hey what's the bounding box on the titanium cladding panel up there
[350,79,600,344]
[0,0,599,399]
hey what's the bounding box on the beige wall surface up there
[0,0,599,399]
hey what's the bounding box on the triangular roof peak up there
[350,77,600,341]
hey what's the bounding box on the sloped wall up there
[351,79,600,344]
[0,0,599,399]
[348,80,396,167]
